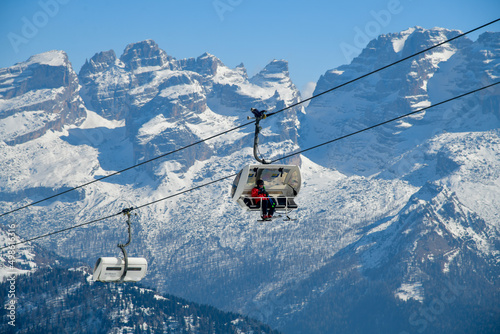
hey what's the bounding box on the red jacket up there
[251,187,269,204]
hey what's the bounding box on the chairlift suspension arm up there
[249,108,270,164]
[118,209,133,248]
[117,207,134,283]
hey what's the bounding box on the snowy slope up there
[0,225,36,280]
[267,181,499,334]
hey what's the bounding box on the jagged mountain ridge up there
[301,27,499,176]
[0,27,499,333]
[78,39,301,176]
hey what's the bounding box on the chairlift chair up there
[231,164,301,212]
[231,108,302,216]
[93,257,148,282]
[92,208,148,283]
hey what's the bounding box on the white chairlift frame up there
[92,209,148,283]
[93,257,148,282]
[231,164,301,212]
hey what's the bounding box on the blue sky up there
[1,0,499,94]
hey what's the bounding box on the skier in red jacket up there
[251,179,276,220]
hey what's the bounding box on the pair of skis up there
[257,214,297,222]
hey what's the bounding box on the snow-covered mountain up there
[0,28,498,333]
[301,27,499,176]
[0,50,86,146]
[267,181,499,333]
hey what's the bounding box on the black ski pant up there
[260,198,276,217]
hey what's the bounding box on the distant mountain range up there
[0,26,499,333]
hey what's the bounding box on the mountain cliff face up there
[78,39,301,177]
[301,27,498,176]
[0,50,86,145]
[0,28,498,333]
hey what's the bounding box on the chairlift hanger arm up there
[118,245,128,283]
[118,208,134,248]
[118,207,134,283]
[247,108,270,164]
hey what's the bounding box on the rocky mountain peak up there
[233,62,248,79]
[79,49,117,77]
[1,50,75,98]
[399,26,465,57]
[120,39,173,70]
[179,52,224,76]
[349,26,468,68]
[303,26,487,176]
[254,59,290,78]
[477,31,500,45]
[249,59,298,104]
[0,50,85,144]
[25,50,71,67]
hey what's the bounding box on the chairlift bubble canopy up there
[231,164,301,211]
